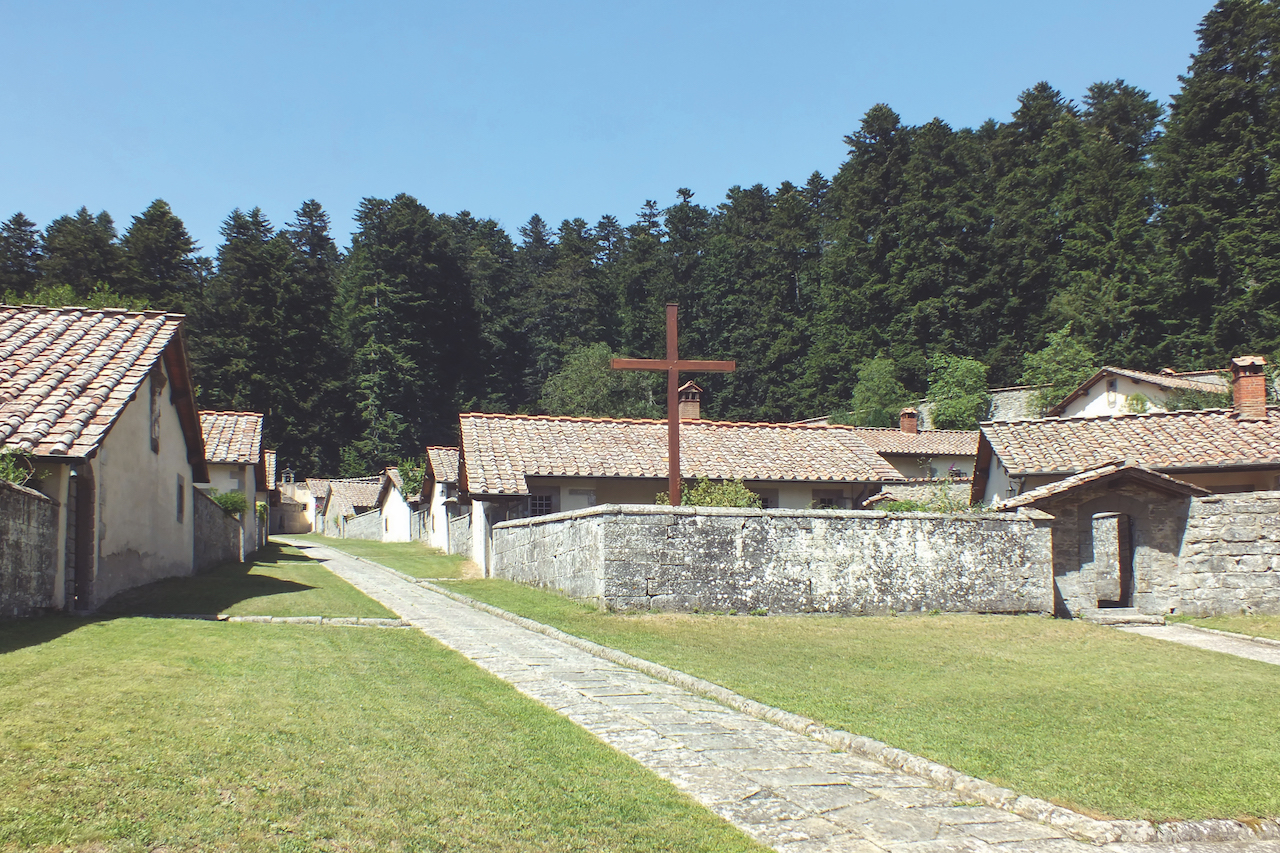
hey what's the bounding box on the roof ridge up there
[461,411,934,432]
[3,303,185,320]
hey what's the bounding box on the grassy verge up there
[287,534,470,578]
[0,617,765,853]
[98,543,393,619]
[1168,613,1280,641]
[436,579,1280,823]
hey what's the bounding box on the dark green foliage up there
[38,207,123,297]
[341,195,477,470]
[0,213,42,297]
[926,355,992,429]
[538,343,661,419]
[829,359,913,427]
[210,490,249,514]
[396,456,428,500]
[118,199,203,310]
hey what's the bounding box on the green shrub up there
[656,477,763,508]
[0,448,34,486]
[211,490,248,515]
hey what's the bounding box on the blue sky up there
[1,1,1212,254]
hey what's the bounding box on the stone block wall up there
[0,480,58,617]
[193,487,242,572]
[449,506,472,558]
[341,509,384,541]
[1176,491,1280,616]
[492,505,1053,614]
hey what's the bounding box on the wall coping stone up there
[493,502,1049,531]
[0,477,58,506]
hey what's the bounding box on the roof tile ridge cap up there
[467,411,663,425]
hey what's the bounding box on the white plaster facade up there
[425,480,451,552]
[33,363,198,608]
[378,484,412,542]
[1059,375,1181,418]
[198,462,258,558]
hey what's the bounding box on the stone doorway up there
[1092,511,1134,608]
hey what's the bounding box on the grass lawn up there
[1169,613,1280,641]
[437,579,1280,823]
[0,617,766,853]
[98,543,394,619]
[287,534,470,579]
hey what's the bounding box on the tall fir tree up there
[0,213,43,297]
[38,207,123,297]
[118,199,202,311]
[1156,0,1280,363]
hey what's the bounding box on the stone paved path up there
[1119,624,1280,667]
[284,540,1280,853]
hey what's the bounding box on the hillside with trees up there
[2,0,1278,476]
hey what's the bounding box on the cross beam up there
[611,303,735,505]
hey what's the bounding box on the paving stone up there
[286,540,1280,853]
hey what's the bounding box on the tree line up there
[1,0,1277,475]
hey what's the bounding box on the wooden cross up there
[611,304,735,506]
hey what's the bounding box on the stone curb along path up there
[279,539,1280,852]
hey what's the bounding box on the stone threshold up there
[396,568,1280,847]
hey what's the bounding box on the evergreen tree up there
[342,194,476,468]
[829,358,913,427]
[1156,0,1280,362]
[119,199,202,310]
[0,213,42,297]
[538,342,660,418]
[38,207,123,297]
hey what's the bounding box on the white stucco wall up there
[471,500,494,575]
[1061,377,1175,418]
[31,462,70,609]
[198,462,257,558]
[380,486,411,542]
[92,364,196,606]
[881,454,975,481]
[427,482,450,552]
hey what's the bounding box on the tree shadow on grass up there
[98,543,316,617]
[0,614,97,656]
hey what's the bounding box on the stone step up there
[1081,607,1166,626]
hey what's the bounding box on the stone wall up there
[1176,491,1280,616]
[449,505,472,558]
[193,487,242,572]
[342,508,384,541]
[492,505,1053,614]
[1020,484,1280,617]
[0,480,58,617]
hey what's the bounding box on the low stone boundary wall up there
[1176,491,1280,616]
[493,505,1053,614]
[194,488,242,572]
[0,480,58,617]
[449,506,472,557]
[341,509,384,541]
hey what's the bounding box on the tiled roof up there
[1047,366,1226,416]
[0,305,188,457]
[981,408,1280,477]
[200,411,263,465]
[842,427,978,456]
[304,478,330,498]
[460,412,904,496]
[322,476,384,518]
[425,446,460,483]
[385,467,403,491]
[993,462,1210,510]
[264,450,276,488]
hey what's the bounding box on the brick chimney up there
[1231,355,1268,420]
[678,381,702,420]
[899,407,919,434]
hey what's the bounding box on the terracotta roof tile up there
[265,450,276,488]
[323,476,384,517]
[200,411,263,465]
[838,427,978,456]
[0,305,185,457]
[460,413,904,496]
[425,446,460,483]
[981,408,1280,476]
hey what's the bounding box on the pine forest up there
[3,0,1279,477]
